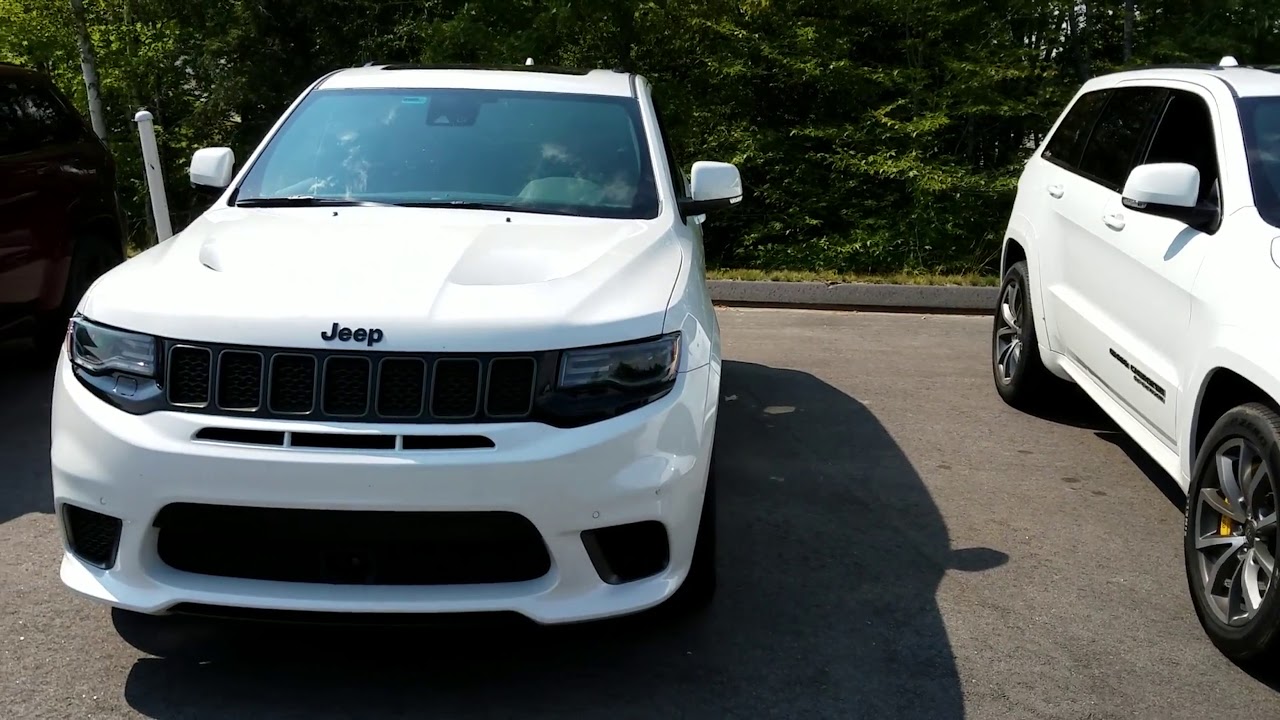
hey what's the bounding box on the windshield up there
[1241,96,1280,228]
[233,87,659,219]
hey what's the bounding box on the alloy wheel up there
[993,280,1024,384]
[1193,437,1279,626]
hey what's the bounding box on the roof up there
[316,64,636,97]
[1090,61,1280,98]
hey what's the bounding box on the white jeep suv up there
[50,63,743,630]
[993,57,1280,662]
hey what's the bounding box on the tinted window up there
[1141,90,1220,204]
[235,88,659,220]
[1042,90,1109,170]
[1077,87,1168,190]
[0,81,27,154]
[1240,96,1280,229]
[0,77,85,155]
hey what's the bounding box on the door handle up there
[1103,213,1126,231]
[1047,184,1064,198]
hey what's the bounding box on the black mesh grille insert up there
[431,359,481,418]
[64,504,123,568]
[269,354,316,414]
[216,351,263,410]
[322,357,371,416]
[167,346,211,406]
[154,504,552,585]
[486,358,537,417]
[376,358,427,417]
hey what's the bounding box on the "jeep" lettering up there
[321,322,384,347]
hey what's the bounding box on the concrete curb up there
[707,280,998,315]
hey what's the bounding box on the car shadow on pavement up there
[0,339,57,525]
[1012,377,1186,510]
[113,359,1008,719]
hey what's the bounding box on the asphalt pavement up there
[1,308,1277,719]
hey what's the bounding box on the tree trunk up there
[68,0,107,142]
[1123,0,1135,62]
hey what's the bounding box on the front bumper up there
[50,351,716,624]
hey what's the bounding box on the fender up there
[1183,334,1280,482]
[1001,212,1059,363]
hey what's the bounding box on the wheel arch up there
[1189,363,1280,473]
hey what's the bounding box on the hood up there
[82,205,684,352]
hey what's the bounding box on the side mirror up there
[1122,162,1199,208]
[189,147,235,194]
[1121,162,1220,233]
[680,161,743,218]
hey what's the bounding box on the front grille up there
[155,503,552,586]
[160,340,548,423]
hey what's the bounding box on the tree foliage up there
[2,0,1277,273]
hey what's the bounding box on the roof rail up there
[378,62,592,75]
[1126,62,1226,71]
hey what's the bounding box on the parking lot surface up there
[2,307,1277,719]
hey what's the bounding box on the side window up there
[0,78,84,156]
[1140,90,1221,204]
[1076,87,1169,190]
[1042,90,1109,170]
[20,83,86,146]
[0,80,33,155]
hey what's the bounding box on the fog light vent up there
[581,521,669,584]
[63,504,123,569]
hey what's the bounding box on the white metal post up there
[133,110,172,243]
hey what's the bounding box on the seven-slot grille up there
[163,342,541,423]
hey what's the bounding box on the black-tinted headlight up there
[558,333,680,390]
[68,316,157,377]
[66,316,165,414]
[536,333,682,427]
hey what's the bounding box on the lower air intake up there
[154,504,551,585]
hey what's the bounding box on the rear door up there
[0,76,48,317]
[1033,88,1111,351]
[0,75,100,320]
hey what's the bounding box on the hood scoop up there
[198,239,225,272]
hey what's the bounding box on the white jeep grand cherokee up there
[50,63,743,628]
[993,57,1280,662]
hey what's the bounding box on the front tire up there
[1185,402,1280,665]
[991,260,1052,409]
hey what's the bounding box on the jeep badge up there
[321,322,384,347]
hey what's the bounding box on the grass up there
[706,268,999,287]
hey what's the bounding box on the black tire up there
[991,259,1053,410]
[1185,402,1280,666]
[659,458,718,616]
[34,236,121,354]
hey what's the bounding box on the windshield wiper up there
[393,200,582,216]
[235,195,394,208]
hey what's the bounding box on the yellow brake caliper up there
[1220,513,1234,537]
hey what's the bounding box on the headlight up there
[536,333,681,428]
[68,316,157,377]
[558,333,680,390]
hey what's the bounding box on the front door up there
[1046,85,1173,439]
[1091,85,1223,444]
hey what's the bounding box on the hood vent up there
[198,239,224,272]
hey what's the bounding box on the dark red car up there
[0,62,126,353]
